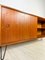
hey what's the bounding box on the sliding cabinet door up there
[1,6,37,46]
[24,14,37,40]
[1,6,20,45]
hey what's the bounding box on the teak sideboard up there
[0,5,45,46]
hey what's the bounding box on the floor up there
[1,38,45,60]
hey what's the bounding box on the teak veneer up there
[0,5,45,46]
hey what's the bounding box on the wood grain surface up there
[1,6,37,45]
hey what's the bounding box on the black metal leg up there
[0,46,7,60]
[0,47,2,60]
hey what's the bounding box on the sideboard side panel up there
[0,5,1,46]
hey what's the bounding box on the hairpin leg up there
[1,46,7,60]
[0,47,2,60]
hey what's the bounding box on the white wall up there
[0,0,45,18]
[43,0,45,16]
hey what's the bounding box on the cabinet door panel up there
[1,6,37,45]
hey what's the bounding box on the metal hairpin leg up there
[0,47,2,60]
[1,46,7,60]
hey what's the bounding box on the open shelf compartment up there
[37,17,45,38]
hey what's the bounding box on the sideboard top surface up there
[0,4,45,19]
